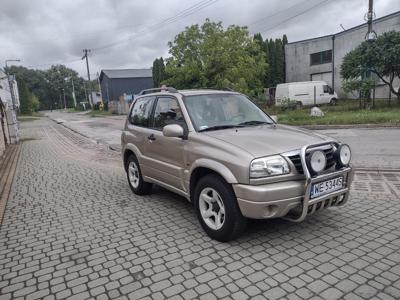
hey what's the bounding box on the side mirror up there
[163,124,184,138]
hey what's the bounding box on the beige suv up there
[121,87,353,242]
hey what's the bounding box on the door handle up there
[147,134,156,141]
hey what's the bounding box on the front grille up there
[288,145,336,175]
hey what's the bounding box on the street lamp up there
[5,59,21,69]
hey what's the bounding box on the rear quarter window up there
[129,96,155,127]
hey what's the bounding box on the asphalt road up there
[44,111,400,170]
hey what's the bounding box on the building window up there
[310,50,332,65]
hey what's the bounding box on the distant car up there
[121,87,353,241]
[275,81,338,107]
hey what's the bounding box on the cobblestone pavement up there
[0,118,399,300]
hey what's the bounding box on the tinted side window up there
[323,85,329,93]
[152,97,185,130]
[129,96,155,127]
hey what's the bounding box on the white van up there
[275,81,338,107]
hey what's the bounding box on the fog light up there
[335,144,351,167]
[308,150,326,174]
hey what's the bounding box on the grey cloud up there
[0,0,398,77]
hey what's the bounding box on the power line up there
[248,0,310,27]
[19,0,219,69]
[26,58,81,69]
[258,0,333,34]
[92,0,219,52]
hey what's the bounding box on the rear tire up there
[330,98,338,105]
[194,174,247,242]
[126,155,152,195]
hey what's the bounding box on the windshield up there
[183,93,274,131]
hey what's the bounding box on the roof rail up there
[139,87,178,95]
[221,87,235,92]
[207,87,237,92]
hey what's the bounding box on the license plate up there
[310,176,344,199]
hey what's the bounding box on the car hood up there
[203,124,334,158]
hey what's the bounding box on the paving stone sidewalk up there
[0,119,399,300]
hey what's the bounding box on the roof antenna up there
[340,24,346,31]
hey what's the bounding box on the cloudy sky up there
[1,0,399,78]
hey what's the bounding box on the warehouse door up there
[311,72,332,86]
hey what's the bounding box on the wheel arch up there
[189,159,238,201]
[123,144,141,171]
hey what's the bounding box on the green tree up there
[45,65,87,109]
[274,38,284,85]
[6,64,89,110]
[159,57,166,84]
[152,57,167,87]
[31,94,40,112]
[152,58,160,87]
[282,34,288,82]
[341,31,400,102]
[5,66,49,107]
[266,39,276,87]
[164,19,267,95]
[18,80,33,114]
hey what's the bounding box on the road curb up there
[46,116,119,152]
[354,167,400,173]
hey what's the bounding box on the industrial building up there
[285,11,400,99]
[99,69,153,102]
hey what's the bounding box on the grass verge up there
[86,110,114,117]
[18,117,40,122]
[264,100,400,126]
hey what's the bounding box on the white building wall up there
[285,11,400,99]
[0,70,19,143]
[286,36,333,86]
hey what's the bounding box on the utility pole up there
[366,0,375,41]
[365,0,376,108]
[65,77,77,108]
[62,88,66,110]
[82,49,93,107]
[71,78,76,108]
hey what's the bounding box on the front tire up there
[126,155,152,195]
[194,174,247,242]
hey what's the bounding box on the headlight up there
[307,150,326,174]
[250,155,290,178]
[335,144,351,167]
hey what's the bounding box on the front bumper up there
[234,142,354,221]
[234,167,353,220]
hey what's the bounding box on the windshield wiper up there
[198,124,244,132]
[238,120,273,126]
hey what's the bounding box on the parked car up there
[275,81,338,107]
[121,87,353,241]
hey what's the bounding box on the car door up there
[144,96,187,192]
[320,84,331,104]
[125,96,155,176]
